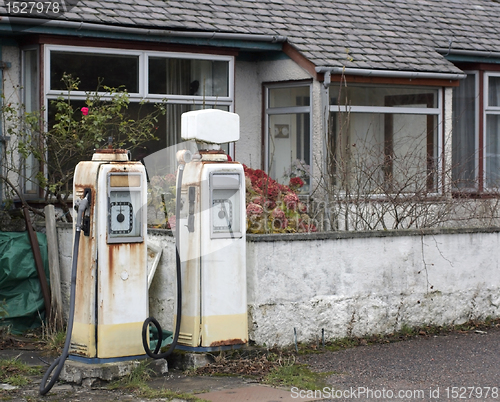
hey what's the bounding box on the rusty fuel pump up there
[143,109,248,357]
[40,149,148,394]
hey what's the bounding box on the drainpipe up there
[315,66,466,80]
[0,16,288,43]
[320,71,332,230]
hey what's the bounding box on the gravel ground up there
[299,328,500,401]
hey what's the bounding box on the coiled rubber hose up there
[142,165,184,359]
[39,194,89,395]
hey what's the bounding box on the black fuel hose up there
[142,164,184,359]
[39,194,89,395]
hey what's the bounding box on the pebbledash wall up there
[56,225,500,347]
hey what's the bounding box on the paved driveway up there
[300,327,500,401]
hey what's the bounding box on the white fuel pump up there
[40,149,148,395]
[143,109,248,356]
[71,149,148,361]
[176,110,247,350]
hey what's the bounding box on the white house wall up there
[234,60,261,168]
[234,57,314,169]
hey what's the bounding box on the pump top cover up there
[181,109,240,145]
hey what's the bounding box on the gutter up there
[0,16,288,43]
[436,48,500,59]
[315,66,466,81]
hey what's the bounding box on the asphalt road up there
[300,327,500,401]
[2,328,500,401]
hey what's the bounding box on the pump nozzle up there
[40,188,91,395]
[176,149,192,165]
[76,193,89,232]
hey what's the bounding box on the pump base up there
[176,344,244,353]
[68,354,147,365]
[60,356,168,387]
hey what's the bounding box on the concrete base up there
[168,352,212,371]
[60,358,169,388]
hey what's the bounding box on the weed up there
[0,357,42,387]
[108,361,207,402]
[264,364,332,390]
[42,330,66,356]
[400,323,416,336]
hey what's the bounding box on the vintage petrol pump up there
[143,109,248,357]
[70,149,149,361]
[176,109,248,350]
[41,148,148,394]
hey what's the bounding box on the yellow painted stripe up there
[201,313,248,347]
[97,322,145,358]
[70,322,96,358]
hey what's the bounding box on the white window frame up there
[264,81,313,194]
[328,86,444,195]
[483,72,500,190]
[43,44,235,155]
[44,45,234,102]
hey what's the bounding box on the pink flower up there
[271,208,288,230]
[165,173,176,186]
[167,216,176,230]
[246,203,264,217]
[251,196,265,206]
[298,202,308,213]
[289,176,304,189]
[284,193,300,210]
[272,208,286,221]
[263,200,276,211]
[81,107,89,116]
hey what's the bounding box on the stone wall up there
[56,225,500,347]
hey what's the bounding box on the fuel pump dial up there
[212,198,233,231]
[110,200,133,234]
[107,173,143,243]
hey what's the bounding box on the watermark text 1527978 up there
[6,1,62,15]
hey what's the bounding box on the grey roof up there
[4,0,500,74]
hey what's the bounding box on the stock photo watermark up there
[291,386,499,400]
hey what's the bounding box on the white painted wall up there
[56,225,500,347]
[246,230,500,346]
[234,57,314,170]
[234,61,262,169]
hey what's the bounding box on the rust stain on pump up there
[210,339,245,347]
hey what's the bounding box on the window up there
[22,48,40,197]
[329,85,441,194]
[452,72,478,190]
[485,73,500,189]
[452,71,500,192]
[265,83,312,194]
[44,45,234,171]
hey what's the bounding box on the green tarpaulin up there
[0,231,50,334]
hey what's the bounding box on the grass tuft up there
[0,357,42,387]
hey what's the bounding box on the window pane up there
[269,87,310,108]
[148,57,228,96]
[50,52,139,92]
[330,112,437,193]
[137,104,230,177]
[488,76,500,107]
[452,74,477,189]
[332,85,438,108]
[486,114,500,188]
[23,49,39,195]
[268,113,311,193]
